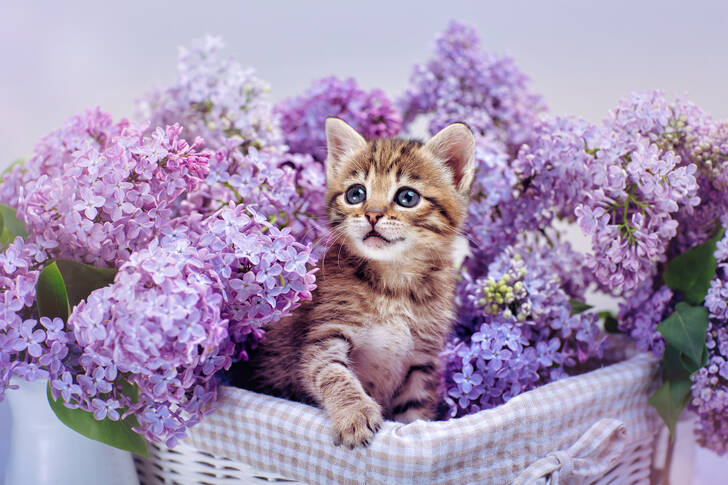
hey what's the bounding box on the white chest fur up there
[348,307,416,409]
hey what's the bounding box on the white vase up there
[3,378,140,485]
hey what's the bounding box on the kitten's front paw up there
[331,398,383,449]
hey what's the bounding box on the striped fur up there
[247,120,474,448]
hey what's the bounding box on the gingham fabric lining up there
[185,353,661,485]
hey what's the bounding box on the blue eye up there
[345,184,366,204]
[395,187,420,208]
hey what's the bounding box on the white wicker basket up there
[134,353,667,484]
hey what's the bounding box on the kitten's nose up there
[365,210,384,226]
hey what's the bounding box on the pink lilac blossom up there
[398,20,545,152]
[65,234,228,447]
[0,236,56,397]
[181,141,327,250]
[15,109,210,268]
[59,206,316,447]
[139,37,328,248]
[276,76,402,162]
[0,162,24,206]
[0,106,318,447]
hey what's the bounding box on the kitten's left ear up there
[325,117,367,180]
[423,123,476,197]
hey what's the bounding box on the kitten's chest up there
[348,304,416,407]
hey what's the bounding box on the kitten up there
[245,118,475,448]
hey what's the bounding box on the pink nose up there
[365,211,383,225]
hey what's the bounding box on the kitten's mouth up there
[363,231,390,249]
[364,231,390,243]
[362,231,403,249]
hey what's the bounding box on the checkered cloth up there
[185,353,661,484]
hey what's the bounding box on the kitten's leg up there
[390,362,439,423]
[300,329,383,448]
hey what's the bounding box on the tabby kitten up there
[247,118,475,448]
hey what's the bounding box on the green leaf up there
[664,227,725,304]
[657,302,709,366]
[47,382,148,457]
[36,260,117,321]
[36,262,70,321]
[54,259,117,309]
[662,344,691,380]
[0,203,28,248]
[598,310,620,333]
[648,378,692,436]
[569,298,593,315]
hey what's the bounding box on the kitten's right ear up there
[325,118,366,179]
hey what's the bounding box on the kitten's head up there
[324,118,475,262]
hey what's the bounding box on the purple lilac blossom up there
[443,237,604,418]
[276,76,402,161]
[692,223,728,454]
[604,91,728,255]
[466,117,600,267]
[617,282,673,356]
[575,135,699,294]
[139,36,282,154]
[181,141,327,251]
[398,20,545,152]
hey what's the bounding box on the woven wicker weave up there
[135,353,667,485]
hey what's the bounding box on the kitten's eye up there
[395,187,420,208]
[345,184,366,204]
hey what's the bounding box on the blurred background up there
[1,1,727,482]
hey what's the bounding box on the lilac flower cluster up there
[443,237,604,417]
[616,283,673,356]
[276,76,402,162]
[65,235,227,446]
[0,106,317,446]
[465,117,600,266]
[0,236,55,396]
[182,142,327,250]
[576,139,699,293]
[139,36,282,154]
[57,209,316,446]
[398,20,545,151]
[190,204,317,354]
[140,37,328,248]
[691,222,728,454]
[13,109,210,267]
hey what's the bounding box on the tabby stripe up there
[424,196,455,227]
[404,363,436,381]
[414,221,445,235]
[309,333,354,350]
[392,399,428,416]
[312,359,350,385]
[392,363,437,399]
